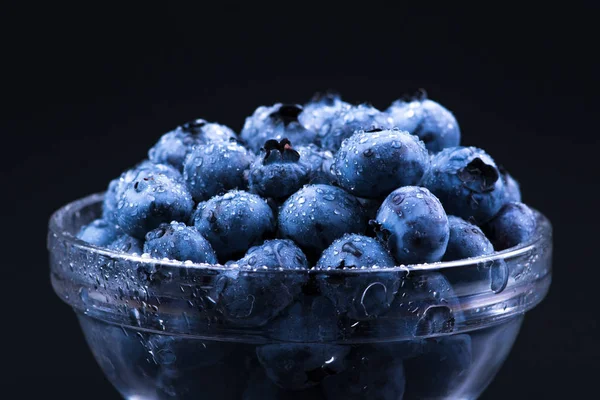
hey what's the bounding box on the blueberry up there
[116,172,194,239]
[107,234,144,255]
[315,234,399,320]
[381,272,463,338]
[241,104,318,153]
[443,216,508,294]
[243,369,326,400]
[256,343,350,390]
[103,161,183,225]
[76,218,119,246]
[266,297,341,342]
[148,119,237,171]
[299,91,351,133]
[320,104,393,152]
[296,144,336,184]
[183,141,253,202]
[332,129,430,198]
[421,146,507,224]
[499,165,522,203]
[372,186,449,265]
[193,190,275,262]
[483,202,537,250]
[248,139,310,199]
[403,334,472,399]
[443,216,494,261]
[386,91,461,153]
[143,221,218,264]
[214,239,309,326]
[278,184,367,259]
[322,345,406,400]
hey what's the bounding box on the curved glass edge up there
[48,193,553,342]
[48,192,553,273]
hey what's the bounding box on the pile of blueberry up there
[75,91,540,399]
[79,90,536,272]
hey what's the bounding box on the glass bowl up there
[48,193,552,400]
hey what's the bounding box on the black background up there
[3,4,598,399]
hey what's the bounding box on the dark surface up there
[3,4,598,399]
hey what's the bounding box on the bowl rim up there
[49,192,552,274]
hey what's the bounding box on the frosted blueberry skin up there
[298,91,351,133]
[296,144,336,185]
[193,190,275,262]
[372,186,450,265]
[214,239,309,327]
[404,334,473,399]
[241,104,318,153]
[484,202,537,251]
[420,146,507,224]
[322,345,406,400]
[278,184,367,260]
[256,343,350,390]
[76,218,119,246]
[148,118,237,171]
[107,234,143,255]
[248,139,310,199]
[182,141,253,202]
[315,234,400,320]
[443,216,494,261]
[386,93,461,153]
[143,221,218,264]
[375,271,464,339]
[102,161,182,225]
[234,238,310,270]
[320,104,394,151]
[115,172,194,239]
[442,216,508,294]
[332,129,430,198]
[499,165,522,203]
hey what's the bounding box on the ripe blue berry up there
[278,184,367,259]
[248,139,309,199]
[143,221,217,264]
[148,119,237,170]
[386,91,461,153]
[403,334,472,399]
[332,129,430,198]
[214,239,309,327]
[320,104,393,151]
[322,345,406,400]
[484,202,537,250]
[267,296,340,342]
[420,146,507,224]
[256,343,350,390]
[193,191,275,262]
[241,104,318,153]
[443,216,494,261]
[107,234,144,255]
[116,173,194,239]
[103,161,182,225]
[499,165,522,203]
[443,216,508,293]
[379,272,463,338]
[182,141,253,202]
[315,234,399,320]
[299,91,351,133]
[296,144,336,185]
[373,186,449,265]
[76,219,119,246]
